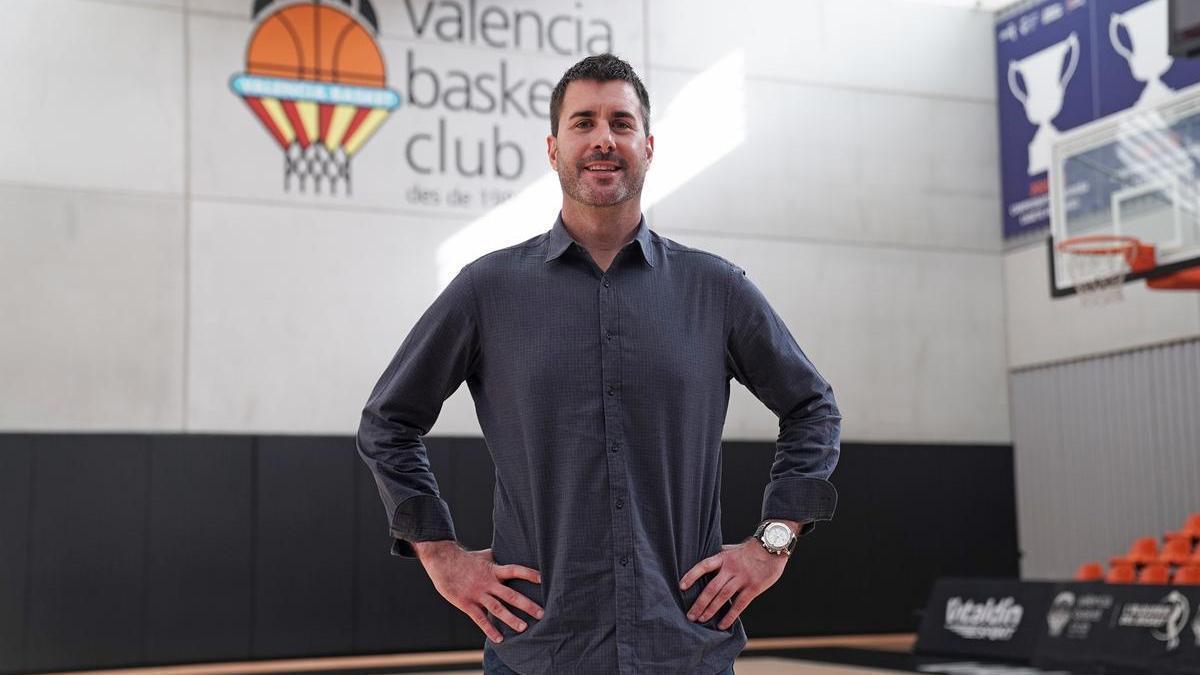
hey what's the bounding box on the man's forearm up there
[412,538,461,565]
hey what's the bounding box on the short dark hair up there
[549,53,651,137]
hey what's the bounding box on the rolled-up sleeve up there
[357,264,482,558]
[724,263,841,535]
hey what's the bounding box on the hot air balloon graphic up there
[229,0,401,194]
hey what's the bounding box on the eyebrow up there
[568,110,639,123]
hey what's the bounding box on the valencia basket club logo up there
[230,0,401,194]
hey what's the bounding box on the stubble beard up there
[558,151,647,208]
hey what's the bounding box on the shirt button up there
[602,277,610,287]
[619,556,629,566]
[610,441,620,453]
[607,385,615,396]
[615,498,624,509]
[606,331,613,341]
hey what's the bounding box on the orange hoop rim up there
[1055,234,1142,256]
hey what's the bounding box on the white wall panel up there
[91,0,185,8]
[189,12,644,215]
[929,99,1001,196]
[0,186,185,430]
[1004,242,1200,368]
[189,0,645,59]
[669,231,1010,444]
[648,0,995,101]
[647,68,1002,252]
[0,0,184,194]
[820,0,995,100]
[187,199,483,435]
[188,207,1010,442]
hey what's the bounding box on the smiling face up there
[548,79,654,209]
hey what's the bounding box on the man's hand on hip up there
[678,538,789,630]
[414,540,544,643]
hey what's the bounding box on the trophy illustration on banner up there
[1110,0,1175,110]
[1008,32,1080,176]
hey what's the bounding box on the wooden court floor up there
[44,634,916,675]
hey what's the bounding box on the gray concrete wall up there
[1011,338,1200,579]
[1004,241,1200,369]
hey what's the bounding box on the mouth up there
[582,161,623,174]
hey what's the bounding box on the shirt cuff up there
[761,476,837,536]
[388,494,458,558]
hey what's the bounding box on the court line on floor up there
[40,633,915,675]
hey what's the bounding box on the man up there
[357,54,840,675]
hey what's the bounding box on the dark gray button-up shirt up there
[357,214,841,675]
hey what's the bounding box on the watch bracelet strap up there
[754,520,798,555]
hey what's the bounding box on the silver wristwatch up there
[753,520,798,556]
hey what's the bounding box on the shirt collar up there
[543,213,657,268]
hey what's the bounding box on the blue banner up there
[1096,0,1200,116]
[997,0,1094,239]
[997,0,1200,239]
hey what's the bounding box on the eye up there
[575,119,593,129]
[614,120,633,129]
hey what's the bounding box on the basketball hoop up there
[1056,235,1154,305]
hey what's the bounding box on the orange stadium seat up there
[1175,565,1200,585]
[1165,530,1192,543]
[1137,562,1170,584]
[1160,535,1193,565]
[1111,537,1159,567]
[1181,513,1200,539]
[1165,514,1200,544]
[1074,562,1105,581]
[1107,561,1136,584]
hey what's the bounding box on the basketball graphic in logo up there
[230,0,401,194]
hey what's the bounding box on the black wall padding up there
[0,436,32,674]
[24,436,150,672]
[254,436,357,657]
[724,441,1020,637]
[145,435,254,662]
[353,439,454,653]
[0,434,1016,673]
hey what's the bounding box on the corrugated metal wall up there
[1011,338,1200,579]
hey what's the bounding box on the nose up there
[592,122,615,153]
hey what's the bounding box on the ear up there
[547,134,559,171]
[645,133,654,166]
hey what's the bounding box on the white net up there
[284,143,352,195]
[1059,237,1139,306]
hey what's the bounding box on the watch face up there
[763,523,791,548]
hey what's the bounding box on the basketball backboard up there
[1048,82,1200,297]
